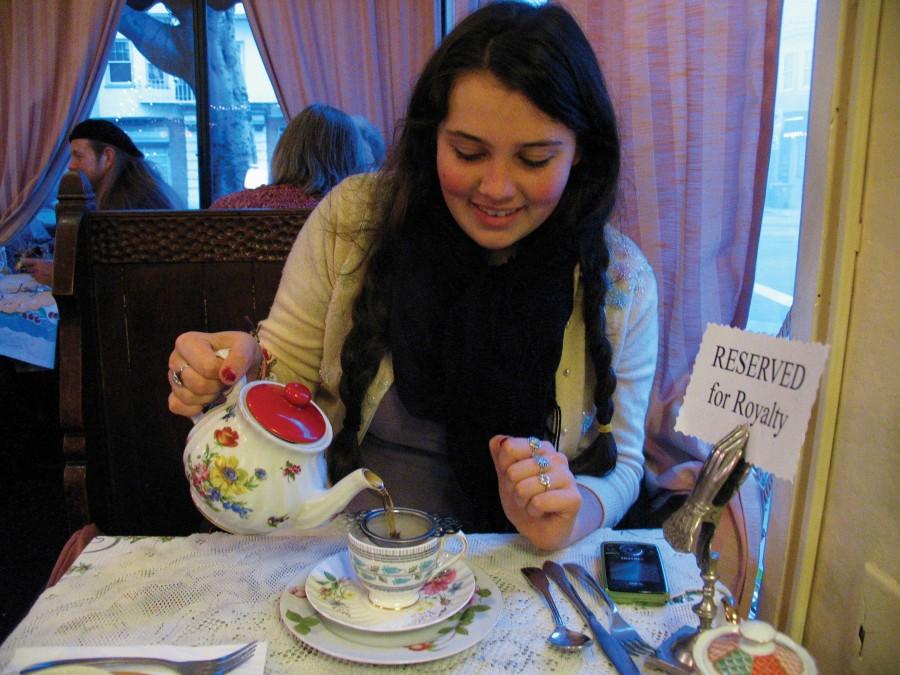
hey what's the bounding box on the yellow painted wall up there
[803,0,900,670]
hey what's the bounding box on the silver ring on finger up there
[171,364,187,387]
[527,436,542,456]
[534,455,550,470]
[539,472,551,491]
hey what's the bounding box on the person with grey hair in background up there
[210,104,369,210]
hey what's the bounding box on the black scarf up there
[389,207,576,531]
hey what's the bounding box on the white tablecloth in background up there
[0,272,57,368]
[0,525,704,673]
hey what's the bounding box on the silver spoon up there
[522,566,592,651]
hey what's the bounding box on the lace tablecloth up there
[0,525,704,673]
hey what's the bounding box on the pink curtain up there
[242,0,439,146]
[575,0,781,481]
[0,0,125,244]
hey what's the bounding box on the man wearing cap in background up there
[68,119,182,210]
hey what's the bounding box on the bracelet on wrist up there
[250,323,277,381]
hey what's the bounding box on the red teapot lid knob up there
[283,382,312,407]
[246,382,325,444]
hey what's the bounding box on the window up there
[174,78,194,101]
[90,5,196,207]
[746,0,817,334]
[88,2,283,208]
[147,63,166,89]
[108,39,133,84]
[782,52,797,91]
[802,48,813,84]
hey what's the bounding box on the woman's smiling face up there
[436,70,579,263]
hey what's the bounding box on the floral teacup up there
[348,507,468,609]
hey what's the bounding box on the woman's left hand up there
[488,434,585,550]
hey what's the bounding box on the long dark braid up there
[328,1,622,483]
[570,214,618,475]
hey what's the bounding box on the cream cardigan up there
[259,174,659,527]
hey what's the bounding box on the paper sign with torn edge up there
[675,324,830,481]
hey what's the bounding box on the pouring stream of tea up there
[373,484,400,538]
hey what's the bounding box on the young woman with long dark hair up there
[167,1,657,551]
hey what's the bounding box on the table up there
[0,272,58,368]
[0,526,706,673]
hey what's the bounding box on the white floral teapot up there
[183,378,383,534]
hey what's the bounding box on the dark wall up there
[0,361,67,642]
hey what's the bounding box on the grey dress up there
[345,384,475,527]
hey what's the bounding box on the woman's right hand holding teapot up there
[168,330,261,418]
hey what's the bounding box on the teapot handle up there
[189,348,246,425]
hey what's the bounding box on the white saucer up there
[280,562,502,665]
[303,549,475,633]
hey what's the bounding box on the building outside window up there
[746,0,817,335]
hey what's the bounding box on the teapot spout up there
[290,468,384,530]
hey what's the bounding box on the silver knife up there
[542,560,640,675]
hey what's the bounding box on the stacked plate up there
[279,549,503,665]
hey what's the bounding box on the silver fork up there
[564,562,655,657]
[20,640,257,674]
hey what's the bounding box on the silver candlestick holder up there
[651,424,752,673]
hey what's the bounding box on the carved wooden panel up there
[87,209,308,263]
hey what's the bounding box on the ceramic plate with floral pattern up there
[302,550,475,632]
[280,561,502,665]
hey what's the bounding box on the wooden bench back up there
[53,171,311,535]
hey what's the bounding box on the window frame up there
[761,0,880,641]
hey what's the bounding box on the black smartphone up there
[599,541,669,605]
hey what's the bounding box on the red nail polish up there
[221,367,236,384]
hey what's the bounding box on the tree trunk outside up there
[205,7,254,201]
